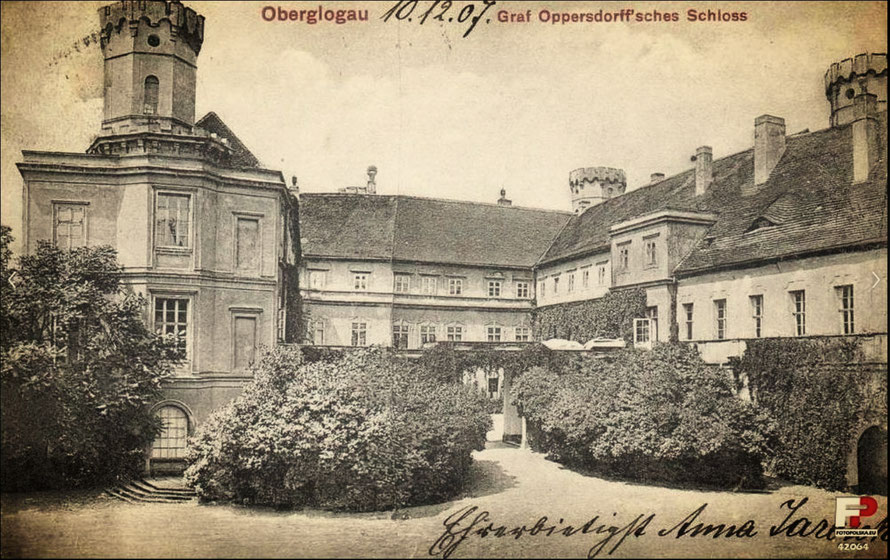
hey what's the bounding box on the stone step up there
[139,478,196,495]
[105,477,197,504]
[121,482,194,501]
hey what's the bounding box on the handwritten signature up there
[428,499,888,558]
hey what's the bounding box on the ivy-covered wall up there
[532,288,647,343]
[730,337,888,491]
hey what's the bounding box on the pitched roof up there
[299,194,572,268]
[541,117,888,274]
[195,112,261,168]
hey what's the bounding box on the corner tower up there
[825,53,887,127]
[98,0,204,135]
[568,167,626,214]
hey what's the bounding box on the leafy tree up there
[1,228,183,490]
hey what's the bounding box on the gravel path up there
[2,444,886,558]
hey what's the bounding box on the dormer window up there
[143,75,159,115]
[746,217,778,233]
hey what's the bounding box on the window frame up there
[515,281,530,299]
[836,284,855,334]
[514,326,531,342]
[750,295,763,338]
[353,272,370,292]
[486,325,502,342]
[52,201,89,250]
[446,324,464,342]
[683,302,694,340]
[392,321,409,349]
[420,275,437,295]
[419,323,437,345]
[351,320,368,346]
[448,277,463,296]
[312,319,325,345]
[154,191,193,250]
[233,213,263,275]
[394,273,411,294]
[152,294,194,369]
[714,299,727,340]
[487,280,502,298]
[643,234,659,267]
[617,242,631,271]
[790,290,806,336]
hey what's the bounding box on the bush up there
[185,347,490,511]
[0,229,182,490]
[513,344,775,489]
[731,337,887,490]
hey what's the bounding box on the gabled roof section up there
[542,116,888,273]
[195,112,261,168]
[675,122,887,275]
[299,194,572,267]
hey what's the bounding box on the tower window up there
[147,34,161,47]
[143,75,159,115]
[845,88,855,100]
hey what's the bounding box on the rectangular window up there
[567,272,575,293]
[837,285,854,334]
[488,280,502,297]
[647,306,659,341]
[486,326,502,342]
[446,325,463,342]
[582,267,591,288]
[683,303,694,340]
[420,325,437,344]
[309,270,326,289]
[634,318,651,345]
[394,274,411,293]
[790,290,806,336]
[644,235,658,267]
[714,299,727,340]
[487,376,499,397]
[53,203,86,249]
[553,275,560,294]
[421,276,437,295]
[515,326,531,341]
[392,323,409,349]
[538,280,546,297]
[233,316,257,371]
[750,295,763,338]
[155,298,188,357]
[597,262,608,285]
[617,242,631,271]
[277,306,286,342]
[235,217,260,273]
[155,193,190,248]
[353,273,369,291]
[448,278,463,296]
[351,321,367,346]
[515,281,530,299]
[312,320,325,345]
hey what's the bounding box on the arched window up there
[151,405,188,459]
[143,75,159,115]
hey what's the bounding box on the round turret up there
[568,167,626,214]
[824,53,887,127]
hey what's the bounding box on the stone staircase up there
[106,477,196,504]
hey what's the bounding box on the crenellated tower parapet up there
[825,53,887,128]
[569,166,626,214]
[97,1,204,135]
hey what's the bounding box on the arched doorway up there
[857,426,887,495]
[151,405,189,460]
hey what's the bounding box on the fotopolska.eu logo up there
[835,496,879,537]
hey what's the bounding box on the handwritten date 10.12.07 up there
[381,1,497,38]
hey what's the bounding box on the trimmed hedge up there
[730,337,887,490]
[184,347,490,511]
[513,344,775,489]
[532,288,647,343]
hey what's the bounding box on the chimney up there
[290,175,300,194]
[366,165,377,193]
[753,115,786,188]
[851,93,879,183]
[650,172,665,184]
[693,146,712,196]
[497,188,512,206]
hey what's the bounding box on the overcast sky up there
[1,1,886,248]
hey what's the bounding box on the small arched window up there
[151,405,188,458]
[143,75,159,115]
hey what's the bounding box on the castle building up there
[14,1,886,485]
[17,0,298,472]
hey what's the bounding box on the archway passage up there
[857,426,888,496]
[151,405,189,460]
